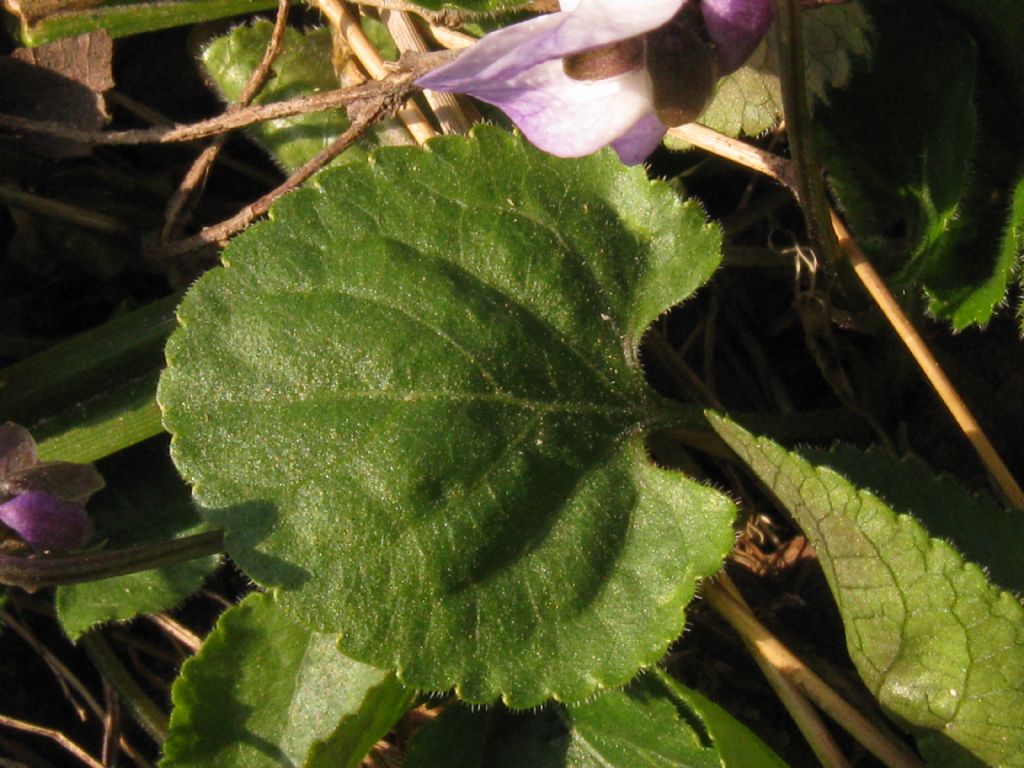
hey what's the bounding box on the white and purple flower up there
[417,0,773,164]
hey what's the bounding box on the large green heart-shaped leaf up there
[159,127,735,706]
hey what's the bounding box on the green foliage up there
[161,591,413,768]
[815,0,975,272]
[1012,180,1024,331]
[0,295,177,436]
[801,444,1024,594]
[55,439,216,639]
[926,0,1024,112]
[10,0,279,46]
[817,0,1024,328]
[159,126,736,706]
[566,672,789,768]
[659,677,792,768]
[695,2,872,140]
[4,0,1022,763]
[404,671,789,767]
[711,415,1024,767]
[202,22,364,173]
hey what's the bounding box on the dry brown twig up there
[161,0,292,242]
[380,8,473,134]
[156,93,398,257]
[0,714,104,768]
[0,51,451,148]
[704,576,926,768]
[315,0,437,145]
[0,605,151,766]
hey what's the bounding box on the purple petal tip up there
[701,0,775,75]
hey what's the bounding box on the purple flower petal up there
[6,462,106,503]
[419,0,684,87]
[458,61,661,161]
[610,112,668,164]
[0,490,93,552]
[418,13,568,89]
[701,0,775,74]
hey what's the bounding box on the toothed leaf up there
[159,127,735,707]
[161,591,413,768]
[711,415,1024,767]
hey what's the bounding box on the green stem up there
[81,632,169,744]
[0,529,223,591]
[0,184,134,236]
[35,376,164,463]
[0,293,179,428]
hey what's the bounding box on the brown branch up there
[0,714,104,768]
[0,529,224,591]
[156,93,399,257]
[162,0,292,242]
[704,578,926,768]
[316,0,436,145]
[0,51,453,148]
[383,8,473,135]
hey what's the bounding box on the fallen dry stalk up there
[0,51,453,148]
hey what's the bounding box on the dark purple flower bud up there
[701,0,775,75]
[0,490,93,552]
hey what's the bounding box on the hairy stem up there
[0,530,223,591]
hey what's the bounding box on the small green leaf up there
[698,45,783,139]
[0,293,177,432]
[404,672,790,768]
[161,591,413,768]
[799,2,873,104]
[710,415,1024,767]
[159,126,735,706]
[816,0,1024,327]
[914,87,1023,329]
[403,705,568,768]
[565,677,720,768]
[926,0,1024,114]
[202,22,364,172]
[693,2,872,141]
[1013,180,1024,334]
[655,673,791,768]
[56,438,216,640]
